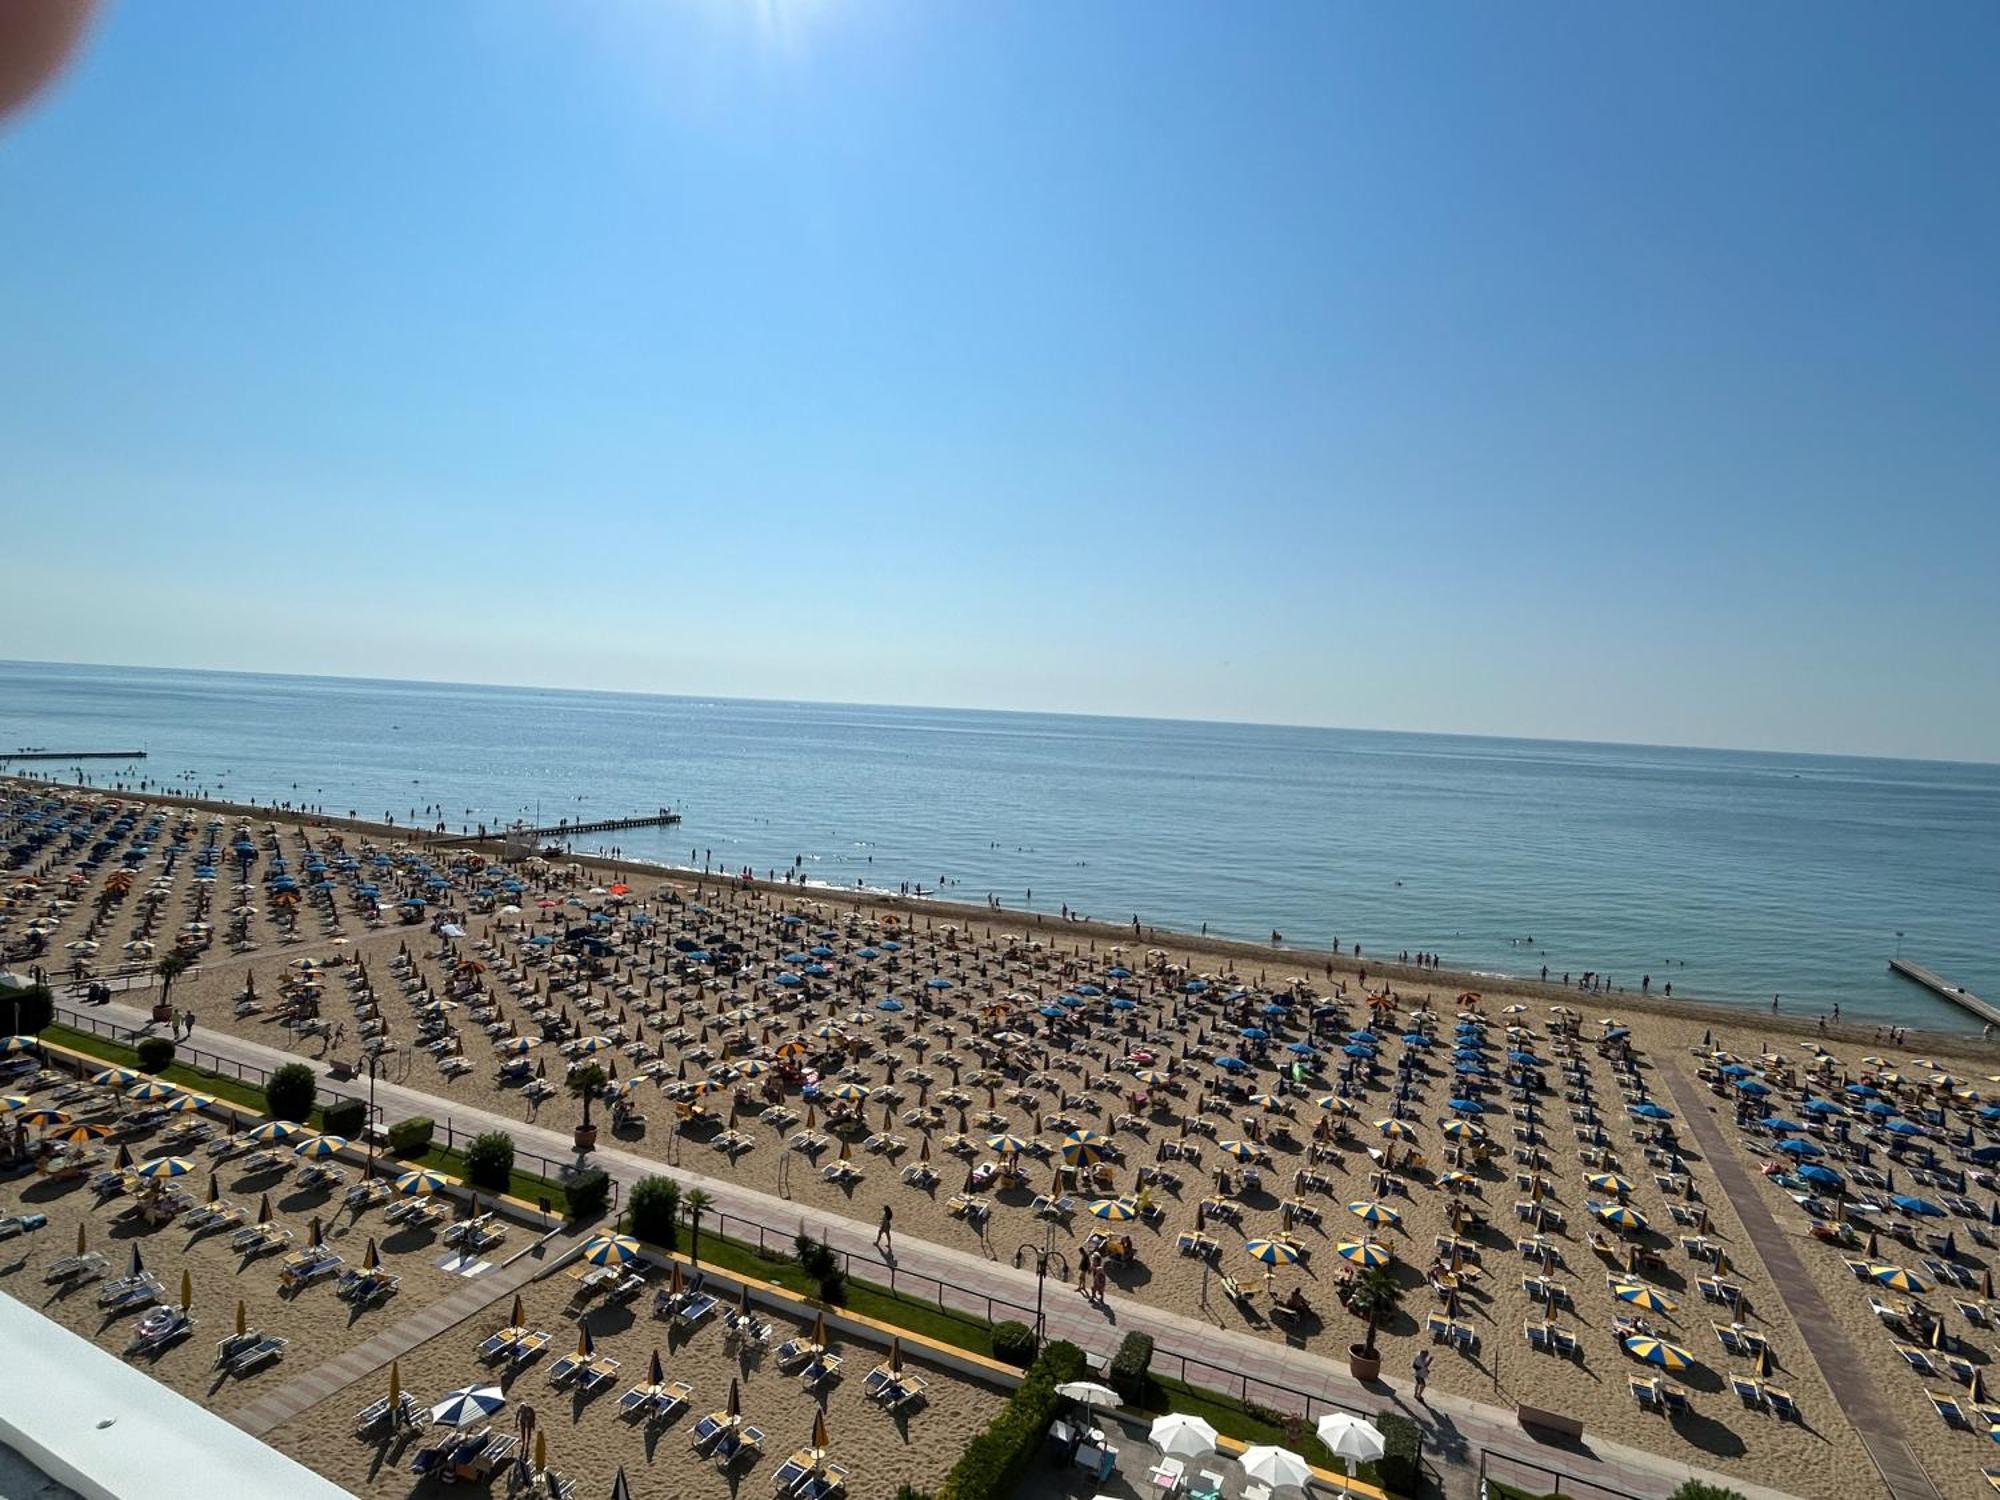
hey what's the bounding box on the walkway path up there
[1660,1064,1937,1500]
[226,1230,572,1438]
[91,997,1802,1500]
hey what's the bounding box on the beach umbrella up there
[126,1080,180,1103]
[0,1095,28,1113]
[1374,1119,1417,1140]
[1244,1238,1300,1267]
[1613,1284,1676,1313]
[1315,1412,1386,1463]
[16,1107,70,1128]
[581,1233,642,1266]
[235,1297,248,1337]
[308,1216,324,1248]
[610,1468,633,1500]
[646,1348,664,1388]
[247,1120,308,1143]
[1335,1240,1392,1269]
[1150,1412,1220,1458]
[1216,1139,1258,1161]
[135,1155,193,1180]
[1774,1139,1823,1158]
[1891,1194,1947,1218]
[429,1384,506,1429]
[1088,1199,1136,1221]
[827,1082,870,1103]
[1239,1445,1312,1489]
[1631,1102,1673,1120]
[1439,1120,1485,1141]
[1624,1337,1695,1372]
[727,1377,742,1419]
[295,1135,348,1159]
[257,1192,273,1224]
[1346,1200,1400,1227]
[1447,1098,1488,1115]
[1594,1203,1648,1232]
[89,1067,138,1088]
[1060,1137,1107,1167]
[984,1132,1029,1155]
[364,1238,381,1271]
[1587,1173,1636,1196]
[1870,1265,1930,1294]
[1797,1164,1844,1190]
[394,1168,448,1196]
[180,1266,193,1312]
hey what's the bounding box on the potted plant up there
[151,952,191,1025]
[568,1062,607,1152]
[1345,1266,1403,1382]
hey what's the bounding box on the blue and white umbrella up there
[429,1384,505,1428]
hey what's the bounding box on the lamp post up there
[1012,1240,1069,1350]
[366,1052,381,1170]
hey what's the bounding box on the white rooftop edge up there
[0,1294,352,1500]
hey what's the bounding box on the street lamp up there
[365,1052,382,1170]
[1012,1240,1069,1350]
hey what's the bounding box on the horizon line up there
[3,654,1994,771]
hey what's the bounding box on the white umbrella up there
[429,1384,505,1428]
[1057,1380,1121,1407]
[1315,1412,1386,1462]
[1149,1411,1220,1458]
[1240,1444,1313,1490]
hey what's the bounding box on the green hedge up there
[1670,1485,1747,1500]
[1108,1330,1154,1402]
[628,1176,681,1248]
[4,985,54,1035]
[1376,1411,1421,1495]
[564,1167,611,1222]
[936,1340,1087,1500]
[990,1320,1036,1367]
[265,1062,318,1123]
[387,1116,435,1156]
[135,1036,176,1073]
[320,1096,367,1138]
[465,1131,516,1193]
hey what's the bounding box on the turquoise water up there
[4,659,1995,1030]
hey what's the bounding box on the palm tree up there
[1348,1266,1404,1359]
[684,1188,713,1266]
[154,951,191,1006]
[568,1063,607,1131]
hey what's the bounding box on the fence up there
[47,1002,610,1208]
[1478,1449,1651,1500]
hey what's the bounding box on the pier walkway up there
[1888,958,2000,1028]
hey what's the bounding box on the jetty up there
[1889,957,2000,1028]
[435,808,682,847]
[0,750,147,762]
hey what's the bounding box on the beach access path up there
[1658,1065,1942,1500]
[84,994,1807,1500]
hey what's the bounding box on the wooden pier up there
[0,750,147,762]
[435,809,682,847]
[1888,958,2000,1027]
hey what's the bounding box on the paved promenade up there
[86,994,1807,1500]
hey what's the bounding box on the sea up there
[3,659,1995,1031]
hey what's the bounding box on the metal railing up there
[1478,1449,1649,1499]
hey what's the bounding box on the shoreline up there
[10,772,1996,1061]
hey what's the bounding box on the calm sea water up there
[4,659,1995,1030]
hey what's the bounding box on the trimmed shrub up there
[1669,1486,1747,1500]
[1375,1411,1423,1496]
[564,1167,611,1222]
[793,1231,846,1304]
[465,1131,516,1193]
[135,1036,176,1073]
[386,1116,435,1157]
[1107,1330,1154,1401]
[936,1340,1087,1500]
[628,1176,681,1249]
[6,985,54,1035]
[319,1096,367,1139]
[990,1320,1037,1368]
[265,1062,317,1123]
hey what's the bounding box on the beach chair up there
[1659,1385,1691,1419]
[546,1348,585,1386]
[1524,1321,1551,1353]
[1627,1376,1660,1412]
[675,1293,719,1329]
[1894,1343,1938,1376]
[799,1353,843,1388]
[227,1336,288,1376]
[510,1329,552,1365]
[1190,1470,1228,1500]
[1732,1375,1766,1410]
[215,1328,263,1369]
[1712,1323,1747,1356]
[580,1355,621,1391]
[688,1414,727,1453]
[1920,1392,1968,1424]
[99,1276,161,1312]
[1764,1387,1799,1422]
[44,1250,109,1284]
[772,1456,814,1494]
[476,1328,521,1361]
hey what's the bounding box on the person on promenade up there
[1412,1347,1432,1404]
[875,1203,893,1253]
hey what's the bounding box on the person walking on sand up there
[875,1204,893,1253]
[1412,1347,1432,1403]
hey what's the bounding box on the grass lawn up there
[1140,1373,1350,1474]
[41,1022,272,1115]
[407,1142,562,1207]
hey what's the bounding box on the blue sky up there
[2,2,1995,760]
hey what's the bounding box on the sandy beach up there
[10,781,2000,1498]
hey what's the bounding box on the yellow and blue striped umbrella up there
[1133,1069,1172,1087]
[294,1135,348,1159]
[159,1094,204,1114]
[985,1133,1030,1156]
[16,1107,69,1127]
[248,1119,308,1143]
[90,1068,139,1088]
[1374,1119,1418,1140]
[827,1083,871,1103]
[126,1080,180,1102]
[1244,1239,1300,1267]
[581,1234,642,1266]
[1440,1120,1486,1140]
[0,1095,29,1113]
[1335,1241,1393,1269]
[496,1037,539,1056]
[1623,1336,1695,1372]
[1594,1203,1648,1232]
[573,1036,615,1055]
[0,1036,37,1054]
[135,1156,194,1179]
[1060,1137,1107,1167]
[1216,1140,1258,1162]
[1869,1264,1929,1294]
[1588,1173,1637,1196]
[1315,1095,1355,1115]
[1612,1284,1676,1313]
[394,1168,448,1196]
[1347,1200,1401,1226]
[1087,1199,1136,1221]
[50,1122,114,1144]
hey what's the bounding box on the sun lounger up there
[44,1251,109,1285]
[799,1353,843,1388]
[477,1328,522,1361]
[510,1329,551,1365]
[227,1336,288,1376]
[352,1391,422,1435]
[712,1424,764,1471]
[1732,1375,1765,1410]
[773,1456,814,1494]
[675,1293,719,1328]
[1894,1343,1938,1376]
[126,1309,195,1356]
[689,1414,728,1452]
[1628,1376,1661,1412]
[98,1274,162,1311]
[578,1355,621,1392]
[1764,1387,1799,1421]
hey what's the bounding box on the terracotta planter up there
[151,1003,174,1024]
[1347,1343,1381,1382]
[574,1123,598,1152]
